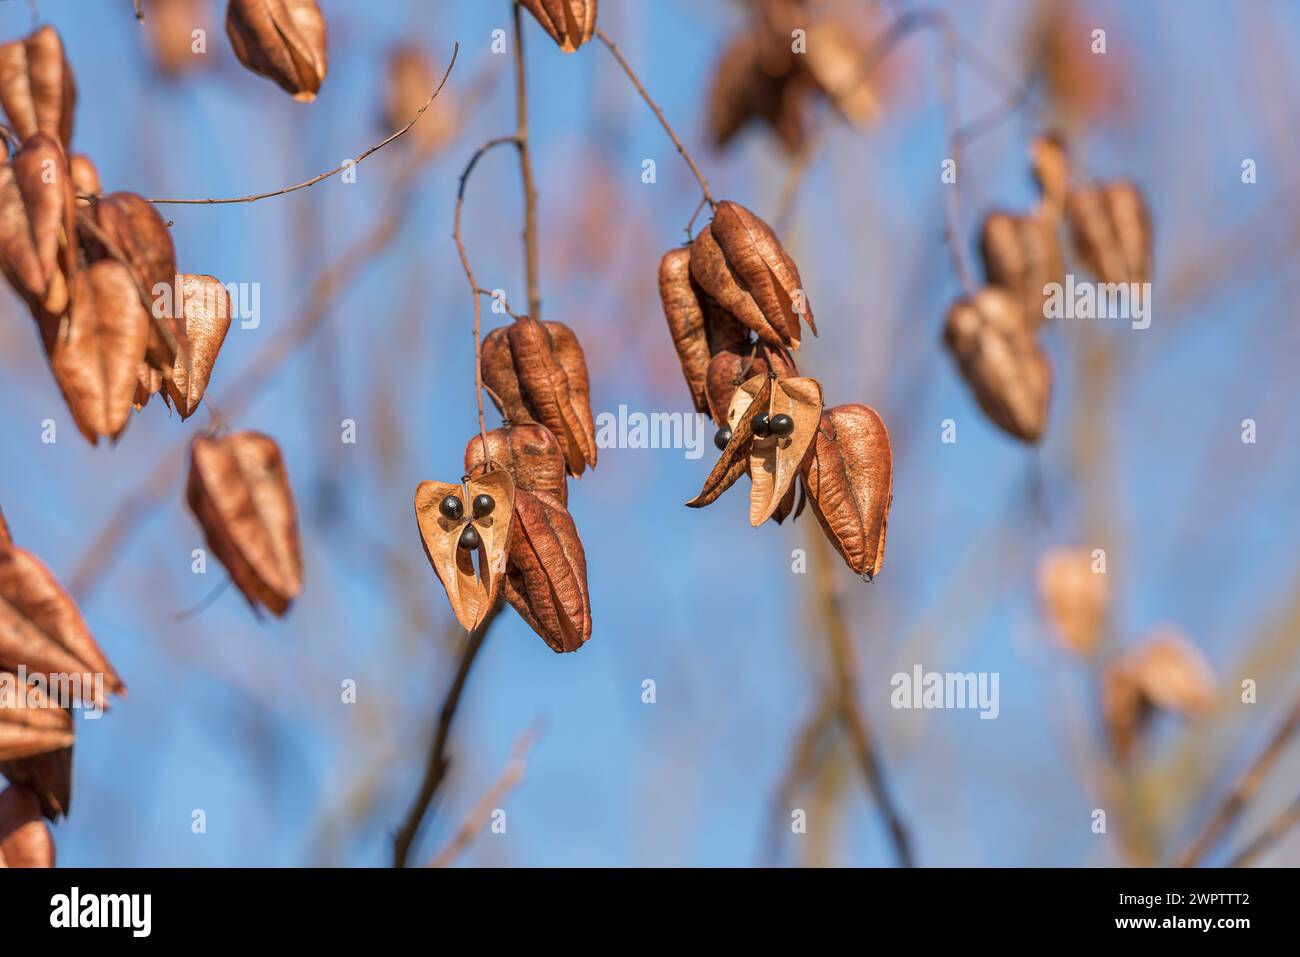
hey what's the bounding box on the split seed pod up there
[979,210,1064,329]
[943,288,1052,443]
[504,489,592,653]
[0,133,78,322]
[517,0,597,53]
[1067,181,1152,285]
[481,317,597,476]
[226,0,327,102]
[0,25,76,148]
[1036,546,1107,657]
[1103,629,1216,761]
[690,201,814,349]
[414,471,515,634]
[164,274,232,420]
[0,786,54,868]
[657,246,750,414]
[801,404,892,580]
[464,425,568,507]
[187,432,304,617]
[704,342,796,428]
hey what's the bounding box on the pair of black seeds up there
[440,493,496,549]
[714,412,795,450]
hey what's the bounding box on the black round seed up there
[439,495,464,520]
[458,525,480,550]
[714,427,732,451]
[472,493,495,519]
[751,412,772,438]
[768,413,795,438]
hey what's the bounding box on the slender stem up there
[1226,793,1300,868]
[455,135,522,465]
[594,27,715,210]
[392,607,500,868]
[1174,691,1300,867]
[511,4,542,319]
[129,44,458,205]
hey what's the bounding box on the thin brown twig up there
[128,44,459,206]
[1174,691,1300,867]
[392,606,500,868]
[511,3,542,320]
[427,723,540,867]
[1226,793,1300,868]
[594,26,716,210]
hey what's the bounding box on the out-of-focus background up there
[1,0,1298,866]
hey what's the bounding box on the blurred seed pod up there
[690,201,814,349]
[146,0,212,77]
[481,316,597,477]
[226,0,327,102]
[0,674,74,762]
[0,133,78,323]
[1030,133,1069,220]
[1103,629,1217,761]
[1067,181,1152,285]
[1026,0,1129,131]
[0,785,54,867]
[383,44,457,157]
[704,341,796,428]
[164,274,231,420]
[414,471,515,634]
[1036,546,1107,656]
[0,24,76,148]
[943,288,1052,443]
[464,425,568,507]
[803,19,883,127]
[517,0,597,54]
[706,29,809,153]
[503,488,592,653]
[657,246,750,415]
[979,210,1064,329]
[801,404,892,580]
[0,505,9,547]
[187,431,304,618]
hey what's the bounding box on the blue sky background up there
[1,0,1298,867]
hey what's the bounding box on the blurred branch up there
[764,696,834,865]
[393,607,501,868]
[427,723,539,867]
[1226,792,1300,868]
[511,3,542,319]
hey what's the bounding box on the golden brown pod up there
[464,425,568,507]
[0,674,74,762]
[0,746,70,820]
[1103,629,1216,761]
[0,541,125,705]
[657,246,749,415]
[801,404,892,580]
[724,374,823,527]
[49,259,151,444]
[704,342,796,428]
[943,288,1052,444]
[1036,546,1107,657]
[0,786,54,867]
[0,133,78,322]
[542,321,597,471]
[688,374,772,510]
[503,489,592,653]
[690,201,814,349]
[414,471,515,634]
[226,0,327,102]
[979,210,1064,329]
[517,0,597,53]
[187,432,304,618]
[164,274,232,420]
[1067,180,1152,285]
[0,24,76,148]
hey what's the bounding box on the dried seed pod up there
[0,786,54,867]
[0,541,125,705]
[146,0,212,76]
[227,0,327,101]
[943,288,1052,443]
[0,674,74,762]
[69,153,101,204]
[726,375,823,527]
[0,25,76,148]
[704,342,796,428]
[164,274,232,420]
[0,746,70,820]
[688,375,772,509]
[690,201,814,349]
[0,505,9,546]
[517,0,597,54]
[801,404,892,580]
[979,210,1064,329]
[1030,133,1069,220]
[49,259,151,444]
[657,246,750,414]
[1036,546,1107,657]
[1103,629,1216,761]
[482,317,597,477]
[383,44,456,155]
[1067,181,1152,285]
[706,30,808,153]
[770,477,805,526]
[503,489,592,653]
[464,425,568,507]
[187,432,304,618]
[0,133,78,322]
[414,471,515,634]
